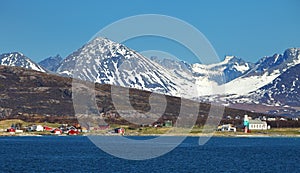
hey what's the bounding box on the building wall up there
[249,123,267,130]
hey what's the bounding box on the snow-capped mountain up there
[227,63,300,116]
[247,48,300,76]
[151,55,253,85]
[251,64,300,107]
[219,48,300,96]
[38,54,62,72]
[190,56,253,97]
[149,55,254,96]
[192,56,254,84]
[56,37,198,96]
[0,52,46,72]
[54,36,299,106]
[190,48,300,115]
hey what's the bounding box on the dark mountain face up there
[254,64,300,107]
[38,54,62,72]
[0,52,46,72]
[254,54,285,74]
[0,65,74,122]
[0,65,201,124]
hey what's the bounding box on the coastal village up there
[0,120,126,136]
[1,114,300,136]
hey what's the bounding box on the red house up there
[114,128,125,135]
[7,128,16,133]
[52,128,62,135]
[68,129,79,135]
[44,126,53,131]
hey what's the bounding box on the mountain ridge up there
[55,37,195,97]
[1,38,299,116]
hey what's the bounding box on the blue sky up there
[0,0,299,63]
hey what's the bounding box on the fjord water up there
[0,136,299,172]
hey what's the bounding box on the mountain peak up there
[87,37,120,49]
[90,36,112,42]
[283,48,300,61]
[51,54,62,59]
[70,36,133,62]
[38,54,63,72]
[2,52,24,57]
[0,52,46,72]
[285,47,300,53]
[56,37,182,96]
[224,55,236,62]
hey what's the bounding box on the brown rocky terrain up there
[1,65,296,128]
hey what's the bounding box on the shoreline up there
[2,132,300,138]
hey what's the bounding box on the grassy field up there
[263,128,300,135]
[0,119,61,129]
[118,125,300,136]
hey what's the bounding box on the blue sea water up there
[0,136,300,173]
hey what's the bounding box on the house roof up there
[249,120,267,125]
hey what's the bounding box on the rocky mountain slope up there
[0,65,270,126]
[250,64,300,109]
[222,48,300,96]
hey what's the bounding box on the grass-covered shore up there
[121,126,300,137]
[1,119,300,137]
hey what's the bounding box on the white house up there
[36,125,44,132]
[31,125,44,132]
[248,120,270,130]
[217,124,236,132]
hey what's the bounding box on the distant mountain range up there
[0,37,299,117]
